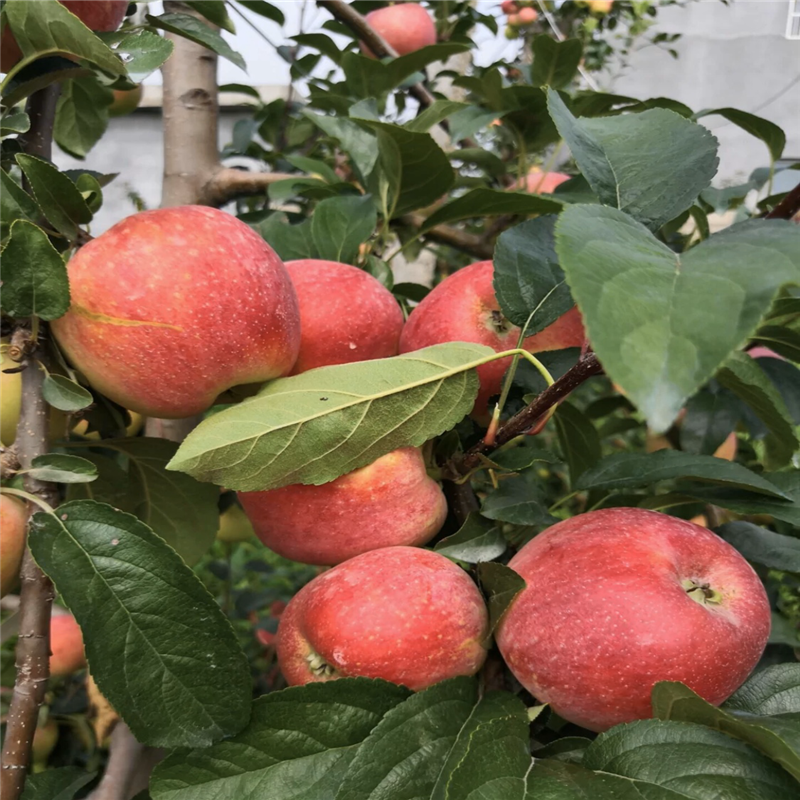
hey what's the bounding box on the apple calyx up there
[681,577,723,607]
[488,310,513,336]
[305,649,338,679]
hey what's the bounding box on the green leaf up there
[575,450,790,498]
[581,718,800,799]
[555,207,800,431]
[716,522,800,572]
[715,351,798,469]
[653,676,800,782]
[0,169,38,239]
[477,562,526,634]
[554,401,602,485]
[1,0,125,81]
[168,343,495,491]
[65,453,136,514]
[285,154,339,184]
[257,213,317,261]
[15,153,92,238]
[42,374,92,411]
[185,1,235,33]
[490,441,560,473]
[493,216,574,337]
[384,42,471,89]
[679,391,740,455]
[546,89,719,231]
[114,29,174,84]
[236,0,285,26]
[421,188,561,234]
[311,194,377,264]
[726,663,800,716]
[292,32,343,64]
[752,326,800,362]
[530,36,583,89]
[434,513,506,563]
[29,500,252,748]
[150,679,410,800]
[482,470,556,527]
[0,108,30,135]
[28,454,97,483]
[54,75,113,160]
[0,56,89,108]
[305,112,379,182]
[0,220,70,319]
[20,766,95,800]
[695,108,785,162]
[146,13,245,70]
[405,99,469,133]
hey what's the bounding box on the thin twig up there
[764,182,800,221]
[403,213,495,259]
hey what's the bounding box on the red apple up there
[496,508,770,732]
[514,169,570,195]
[517,7,538,25]
[109,84,143,118]
[51,206,301,418]
[748,345,784,360]
[1,495,26,597]
[50,610,86,677]
[500,1,519,13]
[285,258,404,375]
[399,260,585,420]
[1,1,129,73]
[361,3,437,58]
[239,447,447,566]
[277,546,489,690]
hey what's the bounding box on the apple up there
[31,717,59,771]
[1,496,27,597]
[361,3,437,58]
[239,447,447,566]
[496,508,770,732]
[399,260,585,420]
[109,84,143,118]
[748,345,784,360]
[285,259,404,375]
[517,7,538,25]
[500,1,519,13]
[216,501,256,543]
[1,340,21,447]
[514,168,570,195]
[588,0,614,13]
[1,1,129,73]
[50,610,86,677]
[51,206,301,419]
[277,546,489,690]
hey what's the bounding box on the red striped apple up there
[496,508,770,732]
[51,206,301,418]
[277,546,489,690]
[399,260,585,420]
[361,3,437,57]
[285,258,404,374]
[239,447,447,566]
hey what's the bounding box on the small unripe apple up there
[497,508,770,732]
[588,0,614,14]
[277,546,489,690]
[0,341,21,447]
[361,3,437,58]
[50,611,86,677]
[109,85,143,118]
[399,260,585,421]
[285,259,404,375]
[31,717,59,771]
[1,496,27,597]
[216,502,256,543]
[239,447,447,566]
[51,206,301,418]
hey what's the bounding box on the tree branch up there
[403,212,495,259]
[200,168,295,207]
[447,352,603,479]
[764,182,800,221]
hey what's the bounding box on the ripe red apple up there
[514,169,570,195]
[51,206,301,418]
[277,546,489,690]
[361,3,437,58]
[1,496,26,597]
[496,508,770,732]
[285,258,404,375]
[1,1,129,73]
[109,84,143,118]
[399,260,585,420]
[239,447,447,566]
[50,610,86,677]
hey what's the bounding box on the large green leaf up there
[311,194,377,264]
[113,30,174,84]
[20,766,95,800]
[0,56,89,108]
[29,501,252,748]
[306,112,379,182]
[146,13,245,70]
[716,521,800,573]
[493,216,574,336]
[150,680,411,800]
[54,75,113,160]
[434,513,506,564]
[555,206,800,431]
[530,35,582,89]
[0,220,70,320]
[694,108,785,162]
[679,390,740,455]
[257,213,317,261]
[185,1,236,33]
[653,673,800,782]
[574,450,789,498]
[546,89,718,231]
[168,343,495,491]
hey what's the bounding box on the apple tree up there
[1,1,800,798]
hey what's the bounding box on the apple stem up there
[681,578,723,606]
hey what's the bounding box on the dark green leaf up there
[146,13,245,70]
[530,35,583,89]
[575,450,790,498]
[42,374,92,411]
[65,453,136,514]
[726,663,800,716]
[434,513,506,563]
[21,766,95,800]
[0,220,70,319]
[0,108,30,135]
[493,216,574,336]
[555,207,800,431]
[28,454,97,484]
[752,326,800,362]
[257,213,317,261]
[490,441,560,472]
[150,679,410,800]
[448,105,504,143]
[716,521,800,572]
[54,75,113,159]
[554,401,602,485]
[0,168,38,239]
[292,32,343,64]
[0,57,89,108]
[15,153,92,238]
[185,1,236,33]
[237,0,285,26]
[115,30,174,84]
[477,562,526,634]
[679,390,740,455]
[756,357,800,422]
[547,89,719,230]
[311,194,377,264]
[695,108,785,162]
[482,470,556,527]
[169,343,495,491]
[305,112,379,181]
[29,500,252,748]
